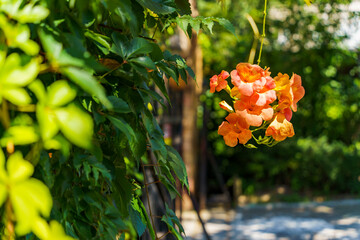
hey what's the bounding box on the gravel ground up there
[183,199,360,240]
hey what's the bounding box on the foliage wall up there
[0,0,212,239]
[199,0,360,197]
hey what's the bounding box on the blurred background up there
[154,0,360,239]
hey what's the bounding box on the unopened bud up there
[219,101,234,112]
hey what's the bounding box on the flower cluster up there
[210,63,305,147]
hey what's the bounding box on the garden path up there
[182,199,360,240]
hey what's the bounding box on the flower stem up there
[257,0,268,66]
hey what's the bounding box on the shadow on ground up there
[183,199,360,240]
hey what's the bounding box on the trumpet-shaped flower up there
[234,96,274,127]
[231,63,275,98]
[218,113,252,147]
[274,73,305,112]
[210,70,229,93]
[265,112,295,141]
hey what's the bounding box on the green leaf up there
[107,116,135,143]
[54,104,94,149]
[2,88,32,106]
[166,145,189,190]
[152,74,170,103]
[0,184,6,207]
[159,175,180,199]
[130,56,156,69]
[137,197,156,239]
[1,53,40,86]
[161,204,185,239]
[0,16,39,55]
[129,128,147,160]
[1,126,39,146]
[7,152,34,182]
[135,0,176,15]
[38,28,62,61]
[175,0,192,15]
[157,62,178,83]
[202,18,214,34]
[113,167,133,216]
[127,38,154,59]
[28,80,46,102]
[37,105,59,141]
[47,80,77,108]
[111,32,128,58]
[139,88,166,108]
[84,30,111,54]
[216,18,236,36]
[129,198,146,237]
[14,3,50,23]
[62,67,112,109]
[107,96,131,113]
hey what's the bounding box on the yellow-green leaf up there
[2,88,32,105]
[47,80,77,107]
[15,4,50,23]
[1,126,39,146]
[1,54,39,86]
[37,105,59,140]
[7,152,34,182]
[0,184,7,207]
[54,104,94,149]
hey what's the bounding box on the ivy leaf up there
[135,0,176,15]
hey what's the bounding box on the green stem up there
[257,0,268,66]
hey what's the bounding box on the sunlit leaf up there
[1,126,39,146]
[63,67,112,109]
[54,104,94,149]
[47,80,77,107]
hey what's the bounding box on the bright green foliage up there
[0,0,231,238]
[165,15,236,37]
[0,150,52,236]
